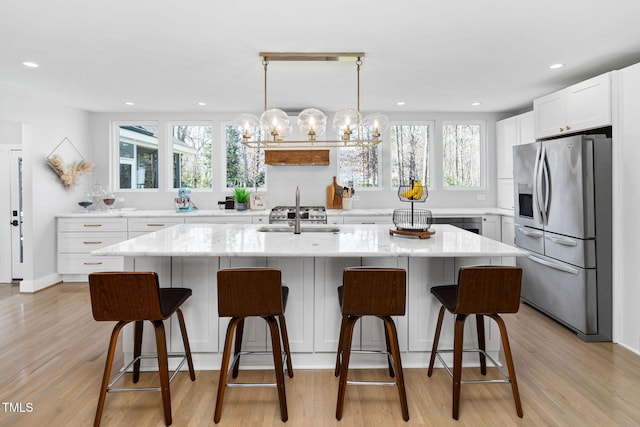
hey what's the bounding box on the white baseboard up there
[19,273,62,293]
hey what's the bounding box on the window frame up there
[440,120,487,191]
[111,120,161,192]
[222,121,267,191]
[337,128,383,190]
[389,120,435,189]
[166,120,214,191]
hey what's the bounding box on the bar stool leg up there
[427,305,446,376]
[334,316,347,377]
[152,320,172,426]
[383,316,409,421]
[383,323,396,378]
[452,314,467,420]
[94,321,128,427]
[278,315,294,378]
[336,315,359,420]
[476,314,487,375]
[231,319,244,379]
[489,314,523,418]
[176,308,196,381]
[133,320,143,383]
[215,317,242,423]
[266,316,288,422]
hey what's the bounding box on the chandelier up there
[234,52,389,149]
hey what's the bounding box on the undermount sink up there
[257,225,340,233]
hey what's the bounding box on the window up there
[117,124,159,189]
[170,123,212,189]
[390,122,432,187]
[338,128,380,188]
[225,124,265,189]
[442,121,484,188]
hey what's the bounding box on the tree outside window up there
[442,122,483,188]
[391,123,432,187]
[171,124,212,189]
[225,124,265,189]
[338,128,380,188]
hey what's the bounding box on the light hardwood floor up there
[1,282,639,426]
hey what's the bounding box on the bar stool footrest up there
[107,352,189,392]
[225,350,290,387]
[433,348,512,384]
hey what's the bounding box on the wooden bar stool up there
[427,266,523,420]
[215,268,293,423]
[335,267,409,421]
[88,272,195,427]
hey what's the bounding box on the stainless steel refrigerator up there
[513,134,612,341]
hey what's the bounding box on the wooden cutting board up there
[326,176,343,209]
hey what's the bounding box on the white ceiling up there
[2,0,640,115]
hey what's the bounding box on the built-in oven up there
[431,216,482,234]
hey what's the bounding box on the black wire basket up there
[392,208,433,231]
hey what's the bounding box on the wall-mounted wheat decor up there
[46,137,94,188]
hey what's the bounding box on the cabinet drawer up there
[127,217,184,232]
[342,216,391,224]
[57,254,124,274]
[185,216,252,224]
[58,217,127,232]
[58,232,127,253]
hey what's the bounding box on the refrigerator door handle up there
[532,144,542,220]
[528,255,579,275]
[546,235,578,247]
[539,146,550,225]
[516,226,544,238]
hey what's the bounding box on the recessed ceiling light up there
[471,102,481,106]
[22,61,39,68]
[396,101,405,106]
[549,63,564,69]
[124,101,135,106]
[197,102,207,106]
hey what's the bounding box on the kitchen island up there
[93,223,527,370]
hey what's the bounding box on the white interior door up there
[9,150,23,280]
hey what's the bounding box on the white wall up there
[614,63,640,353]
[89,111,505,210]
[0,84,91,292]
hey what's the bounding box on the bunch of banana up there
[400,181,424,200]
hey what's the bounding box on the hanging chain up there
[356,58,362,115]
[263,57,269,112]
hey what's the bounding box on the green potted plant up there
[234,188,250,211]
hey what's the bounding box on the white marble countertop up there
[92,223,527,258]
[57,207,514,218]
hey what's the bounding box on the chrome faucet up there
[294,186,301,234]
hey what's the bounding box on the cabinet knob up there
[566,125,571,130]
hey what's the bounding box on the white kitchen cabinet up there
[314,257,361,352]
[57,217,126,278]
[327,215,344,225]
[534,73,611,139]
[496,111,533,210]
[169,257,219,353]
[127,216,184,238]
[500,216,516,266]
[481,215,501,241]
[216,256,314,361]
